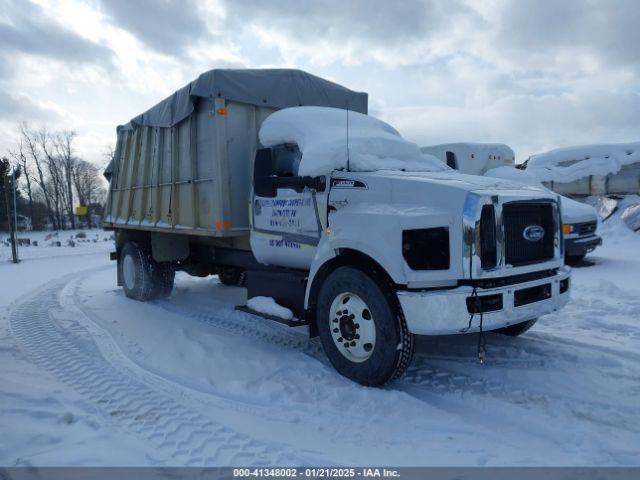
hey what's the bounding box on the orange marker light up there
[562,224,572,234]
[215,221,222,230]
[216,108,227,116]
[223,220,231,229]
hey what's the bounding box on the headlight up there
[562,224,573,234]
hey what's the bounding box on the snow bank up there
[246,296,294,320]
[525,142,640,183]
[259,107,448,176]
[1,230,113,262]
[589,195,640,233]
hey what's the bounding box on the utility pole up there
[3,172,18,263]
[13,168,19,262]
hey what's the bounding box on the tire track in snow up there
[155,288,640,434]
[8,271,322,466]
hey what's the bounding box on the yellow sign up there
[75,206,88,216]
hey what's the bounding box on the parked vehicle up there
[420,143,515,175]
[420,144,602,263]
[104,69,570,386]
[519,142,640,197]
[484,167,602,264]
[16,214,32,231]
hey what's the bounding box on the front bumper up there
[397,267,571,335]
[565,234,602,257]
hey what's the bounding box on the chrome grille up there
[575,221,597,236]
[503,203,555,266]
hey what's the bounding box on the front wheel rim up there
[329,292,376,363]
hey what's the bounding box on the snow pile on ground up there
[2,225,640,466]
[259,107,448,176]
[525,142,640,183]
[247,296,294,320]
[588,195,640,232]
[0,229,113,262]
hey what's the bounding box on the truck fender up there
[304,235,402,311]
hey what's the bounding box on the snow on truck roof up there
[259,107,448,176]
[526,142,640,183]
[119,69,368,130]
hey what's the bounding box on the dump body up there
[103,69,367,238]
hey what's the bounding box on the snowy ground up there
[1,224,639,467]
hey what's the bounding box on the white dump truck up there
[104,69,570,386]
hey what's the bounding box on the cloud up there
[1,0,639,165]
[391,90,640,160]
[226,0,478,66]
[0,91,64,123]
[97,0,208,55]
[0,0,113,66]
[493,0,640,74]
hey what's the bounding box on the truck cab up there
[238,108,570,384]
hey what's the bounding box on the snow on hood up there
[485,166,543,187]
[485,166,596,223]
[259,106,449,176]
[525,142,640,183]
[369,169,548,195]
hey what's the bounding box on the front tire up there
[566,254,586,264]
[120,242,174,301]
[317,267,414,386]
[496,318,538,336]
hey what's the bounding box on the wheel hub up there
[338,313,357,340]
[329,293,376,363]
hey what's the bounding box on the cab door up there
[250,145,327,269]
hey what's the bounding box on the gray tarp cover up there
[118,68,368,131]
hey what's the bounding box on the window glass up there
[272,144,302,177]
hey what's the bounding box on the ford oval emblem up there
[523,224,545,242]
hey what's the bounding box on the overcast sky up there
[1,0,639,165]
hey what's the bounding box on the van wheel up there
[496,318,538,336]
[218,266,246,286]
[120,242,174,301]
[317,267,414,386]
[566,254,586,264]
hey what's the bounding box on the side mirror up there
[255,177,277,198]
[254,148,277,198]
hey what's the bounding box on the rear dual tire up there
[317,267,414,386]
[217,266,246,287]
[120,242,175,301]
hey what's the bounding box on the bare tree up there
[9,138,35,226]
[72,159,106,228]
[19,123,57,229]
[54,130,77,229]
